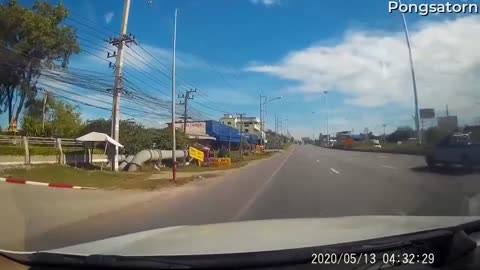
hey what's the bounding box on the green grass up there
[1,164,209,190]
[0,145,104,156]
[0,150,278,190]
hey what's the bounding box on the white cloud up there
[104,11,114,25]
[246,16,480,122]
[249,0,281,7]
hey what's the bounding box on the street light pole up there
[399,0,421,145]
[171,9,178,181]
[261,96,282,149]
[324,91,329,145]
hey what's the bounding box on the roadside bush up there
[217,148,230,158]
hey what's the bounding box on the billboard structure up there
[420,108,435,119]
[438,116,458,131]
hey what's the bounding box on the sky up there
[4,0,480,139]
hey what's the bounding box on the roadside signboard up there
[420,108,435,119]
[210,158,231,167]
[342,137,353,145]
[189,147,205,162]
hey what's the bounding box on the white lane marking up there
[378,155,388,159]
[316,160,320,162]
[330,168,340,174]
[232,148,296,221]
[381,164,397,169]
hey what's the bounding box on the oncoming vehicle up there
[426,133,480,170]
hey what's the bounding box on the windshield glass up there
[1,0,480,268]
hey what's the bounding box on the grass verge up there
[1,164,215,190]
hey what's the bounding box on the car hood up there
[2,216,480,258]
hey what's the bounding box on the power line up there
[68,13,233,118]
[68,11,119,35]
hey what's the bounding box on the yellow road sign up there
[189,147,205,162]
[210,158,231,167]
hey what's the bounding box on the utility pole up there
[280,120,283,136]
[259,95,264,147]
[42,90,48,132]
[228,131,231,152]
[382,124,387,142]
[171,9,178,181]
[179,89,196,133]
[107,0,135,171]
[237,113,246,159]
[275,114,279,149]
[259,95,268,148]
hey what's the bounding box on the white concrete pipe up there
[127,149,188,172]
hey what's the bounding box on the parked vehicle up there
[426,133,480,170]
[371,139,382,148]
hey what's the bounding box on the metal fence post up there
[23,136,30,164]
[56,138,64,165]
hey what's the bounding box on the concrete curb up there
[0,177,96,190]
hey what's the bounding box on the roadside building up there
[219,114,262,143]
[170,121,217,149]
[205,120,241,149]
[438,116,459,132]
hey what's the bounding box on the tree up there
[0,0,80,128]
[386,126,415,142]
[82,119,154,154]
[153,128,190,151]
[21,98,83,137]
[49,100,83,137]
[82,119,191,154]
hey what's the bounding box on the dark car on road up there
[426,134,480,170]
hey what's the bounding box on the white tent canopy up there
[76,132,123,148]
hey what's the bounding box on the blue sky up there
[4,0,480,138]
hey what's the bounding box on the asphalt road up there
[3,144,480,253]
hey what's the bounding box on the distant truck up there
[370,139,382,148]
[426,134,480,170]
